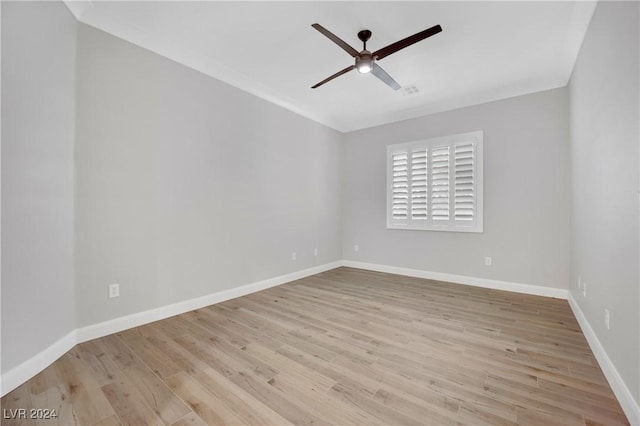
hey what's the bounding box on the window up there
[387,131,483,232]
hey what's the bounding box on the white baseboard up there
[0,261,341,397]
[0,330,77,397]
[342,260,568,299]
[75,261,342,343]
[568,292,640,426]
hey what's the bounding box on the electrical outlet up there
[314,248,318,256]
[291,252,297,261]
[484,257,492,266]
[109,283,120,299]
[582,281,586,297]
[354,244,359,252]
[605,309,610,330]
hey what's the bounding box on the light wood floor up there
[1,267,629,425]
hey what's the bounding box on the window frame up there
[386,131,484,233]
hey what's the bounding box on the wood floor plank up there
[482,377,587,425]
[116,331,183,379]
[230,370,330,426]
[30,386,75,426]
[168,412,207,426]
[101,381,165,426]
[1,382,36,426]
[275,343,383,396]
[485,373,628,425]
[1,267,630,425]
[537,376,619,406]
[175,333,278,382]
[373,358,518,423]
[456,402,519,426]
[328,381,422,426]
[163,372,247,426]
[91,414,122,426]
[25,362,79,426]
[91,336,190,424]
[372,387,460,426]
[28,363,61,397]
[144,330,212,376]
[270,372,386,426]
[242,343,336,393]
[193,367,294,426]
[53,350,115,425]
[75,341,126,388]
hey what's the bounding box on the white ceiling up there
[64,1,596,132]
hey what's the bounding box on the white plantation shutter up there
[431,146,450,222]
[410,149,428,220]
[391,152,409,221]
[387,131,483,232]
[454,143,475,222]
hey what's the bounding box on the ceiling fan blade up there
[371,63,401,90]
[312,23,359,58]
[373,25,442,61]
[312,65,356,89]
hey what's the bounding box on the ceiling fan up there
[311,23,442,91]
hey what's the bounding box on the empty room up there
[1,1,638,425]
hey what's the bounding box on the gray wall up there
[342,88,571,290]
[569,1,639,404]
[75,24,343,327]
[1,2,76,373]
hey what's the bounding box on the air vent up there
[402,84,420,96]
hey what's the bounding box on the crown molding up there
[62,0,92,21]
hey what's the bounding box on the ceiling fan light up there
[357,63,372,73]
[356,55,373,74]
